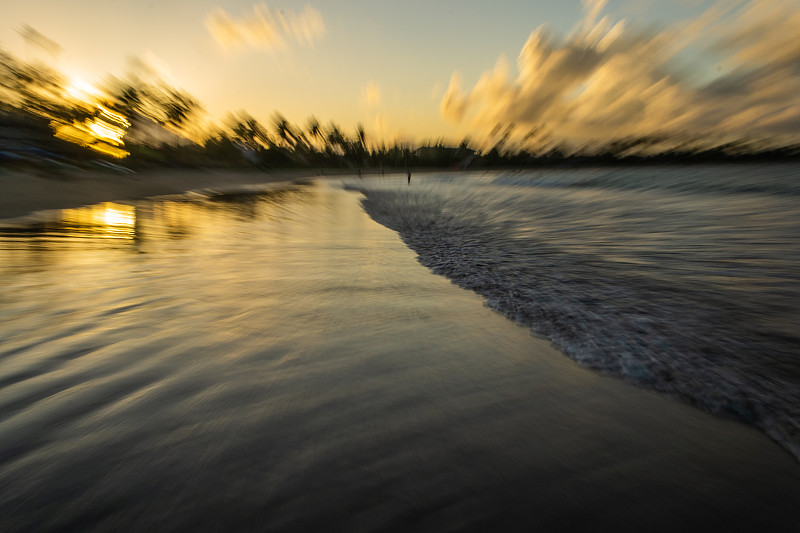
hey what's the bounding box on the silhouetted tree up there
[229,113,271,150]
[272,112,298,149]
[354,123,368,165]
[306,116,323,150]
[161,89,201,128]
[326,122,346,157]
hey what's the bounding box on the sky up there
[2,0,799,148]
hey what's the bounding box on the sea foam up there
[354,165,800,460]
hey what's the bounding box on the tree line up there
[1,46,798,174]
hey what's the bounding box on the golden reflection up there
[59,202,136,239]
[148,200,211,240]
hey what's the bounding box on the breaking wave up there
[353,165,800,460]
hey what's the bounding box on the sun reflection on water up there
[59,202,136,239]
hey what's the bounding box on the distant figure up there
[358,168,362,179]
[407,170,411,185]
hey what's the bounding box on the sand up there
[0,167,329,220]
[1,168,800,530]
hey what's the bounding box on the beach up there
[0,167,330,220]
[1,168,799,531]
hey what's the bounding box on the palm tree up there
[305,115,325,172]
[161,89,201,129]
[271,112,297,149]
[306,116,323,151]
[356,123,367,152]
[354,123,368,169]
[326,122,346,156]
[230,113,270,150]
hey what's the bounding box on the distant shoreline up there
[0,168,338,221]
[3,160,797,221]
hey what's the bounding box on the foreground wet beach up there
[1,180,798,532]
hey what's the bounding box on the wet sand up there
[1,175,799,531]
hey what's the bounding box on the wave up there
[489,164,800,197]
[352,166,800,460]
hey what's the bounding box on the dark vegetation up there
[2,47,798,176]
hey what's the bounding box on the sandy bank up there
[0,167,338,220]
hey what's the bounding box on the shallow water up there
[1,180,799,532]
[356,164,800,459]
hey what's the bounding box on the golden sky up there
[2,1,799,148]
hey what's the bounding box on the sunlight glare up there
[89,119,125,144]
[57,202,136,239]
[65,76,101,102]
[103,204,135,226]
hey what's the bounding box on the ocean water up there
[1,176,799,531]
[354,164,800,459]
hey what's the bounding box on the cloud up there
[372,113,387,140]
[364,81,381,106]
[206,3,326,52]
[441,0,800,149]
[126,51,178,86]
[441,72,469,122]
[17,25,63,57]
[579,0,609,33]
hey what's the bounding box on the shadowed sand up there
[0,167,331,220]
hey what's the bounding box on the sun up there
[64,76,101,102]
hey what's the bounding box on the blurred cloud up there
[441,72,469,122]
[372,113,387,141]
[126,51,178,86]
[364,81,381,106]
[579,0,609,33]
[441,0,800,149]
[17,25,63,57]
[206,3,326,52]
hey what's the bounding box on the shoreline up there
[4,161,794,221]
[1,180,799,530]
[4,164,799,466]
[0,167,338,220]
